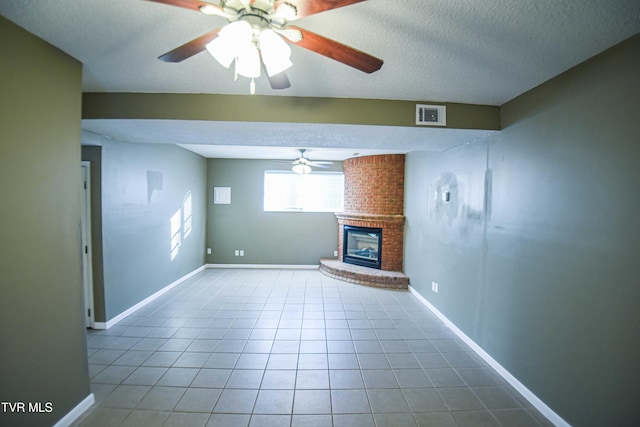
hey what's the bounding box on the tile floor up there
[75,268,552,427]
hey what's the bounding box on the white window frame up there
[264,170,344,213]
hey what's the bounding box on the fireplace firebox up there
[343,225,382,269]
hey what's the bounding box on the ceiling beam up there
[83,93,500,131]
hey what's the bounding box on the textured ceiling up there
[82,119,498,160]
[2,0,639,158]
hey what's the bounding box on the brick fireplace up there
[320,154,409,289]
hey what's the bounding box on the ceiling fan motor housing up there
[219,0,291,28]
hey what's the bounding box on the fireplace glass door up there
[343,226,382,269]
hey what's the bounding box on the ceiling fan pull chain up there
[234,58,239,81]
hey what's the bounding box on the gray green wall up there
[0,16,90,426]
[83,135,207,321]
[404,34,640,426]
[207,159,341,265]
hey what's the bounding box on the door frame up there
[81,161,95,328]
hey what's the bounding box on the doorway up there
[81,162,94,328]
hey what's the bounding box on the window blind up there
[264,170,344,213]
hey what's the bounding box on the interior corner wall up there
[97,139,207,320]
[206,158,341,265]
[0,16,90,426]
[404,33,640,427]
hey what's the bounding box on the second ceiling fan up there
[146,0,383,92]
[289,149,333,174]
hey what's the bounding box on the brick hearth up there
[319,259,409,290]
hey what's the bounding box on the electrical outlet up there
[239,250,244,256]
[207,248,212,255]
[431,281,439,293]
[235,250,240,256]
[334,250,338,257]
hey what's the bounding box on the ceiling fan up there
[146,0,383,92]
[290,149,334,174]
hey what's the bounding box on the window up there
[264,170,344,212]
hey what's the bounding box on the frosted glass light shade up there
[206,21,253,68]
[206,37,234,68]
[236,45,261,78]
[292,164,311,174]
[259,29,292,76]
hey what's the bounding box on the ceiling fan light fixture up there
[292,163,311,174]
[259,29,293,77]
[205,21,252,68]
[152,0,384,89]
[206,37,234,68]
[264,55,293,77]
[236,45,262,78]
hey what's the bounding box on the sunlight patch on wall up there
[170,208,182,260]
[170,190,193,260]
[183,191,192,239]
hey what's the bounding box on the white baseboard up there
[93,265,206,330]
[206,264,319,270]
[408,286,570,427]
[53,393,94,427]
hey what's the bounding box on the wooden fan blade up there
[267,71,291,90]
[286,26,383,73]
[275,0,367,19]
[144,0,222,13]
[158,28,222,62]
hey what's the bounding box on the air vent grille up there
[416,104,446,126]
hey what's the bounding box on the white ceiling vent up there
[416,104,446,126]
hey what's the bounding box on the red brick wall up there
[343,154,405,215]
[339,154,405,272]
